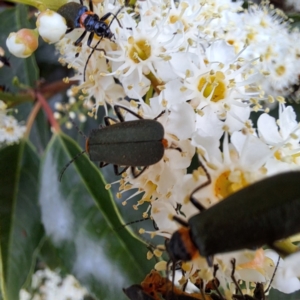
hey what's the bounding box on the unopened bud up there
[36,10,67,44]
[6,28,38,58]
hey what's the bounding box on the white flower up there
[258,104,299,145]
[0,116,26,144]
[0,100,26,145]
[265,250,300,294]
[208,2,300,96]
[36,10,67,44]
[258,104,300,171]
[169,40,261,129]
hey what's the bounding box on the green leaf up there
[0,5,39,95]
[0,141,44,300]
[30,109,52,154]
[38,133,154,299]
[270,289,300,300]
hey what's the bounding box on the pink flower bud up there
[6,28,38,58]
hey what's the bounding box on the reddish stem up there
[35,91,60,133]
[25,100,42,139]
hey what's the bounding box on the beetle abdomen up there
[188,171,300,257]
[88,141,164,166]
[57,2,87,28]
[89,119,164,144]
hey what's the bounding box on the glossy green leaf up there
[0,141,44,300]
[270,289,300,300]
[0,5,38,96]
[38,133,154,299]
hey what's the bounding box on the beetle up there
[167,170,300,267]
[57,0,122,81]
[124,270,214,300]
[59,105,167,181]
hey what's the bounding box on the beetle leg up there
[253,283,265,300]
[206,256,214,267]
[99,12,114,21]
[199,284,206,300]
[114,105,143,122]
[66,28,74,34]
[152,219,159,230]
[189,196,207,212]
[153,110,166,120]
[212,264,225,300]
[114,165,129,175]
[131,166,147,178]
[74,30,88,46]
[231,259,245,299]
[99,162,109,168]
[104,116,119,126]
[169,258,176,300]
[172,215,189,227]
[175,203,186,217]
[182,277,188,292]
[88,0,93,12]
[99,6,123,29]
[86,34,106,53]
[87,32,95,48]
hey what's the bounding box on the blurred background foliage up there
[0,0,300,299]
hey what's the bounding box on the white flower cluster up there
[0,100,26,145]
[206,1,300,97]
[20,268,88,300]
[55,0,300,297]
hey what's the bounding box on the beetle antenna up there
[58,150,86,181]
[189,153,212,212]
[163,239,177,300]
[264,255,280,293]
[83,36,104,82]
[115,217,150,232]
[67,114,88,140]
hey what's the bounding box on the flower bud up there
[6,28,38,58]
[36,10,67,44]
